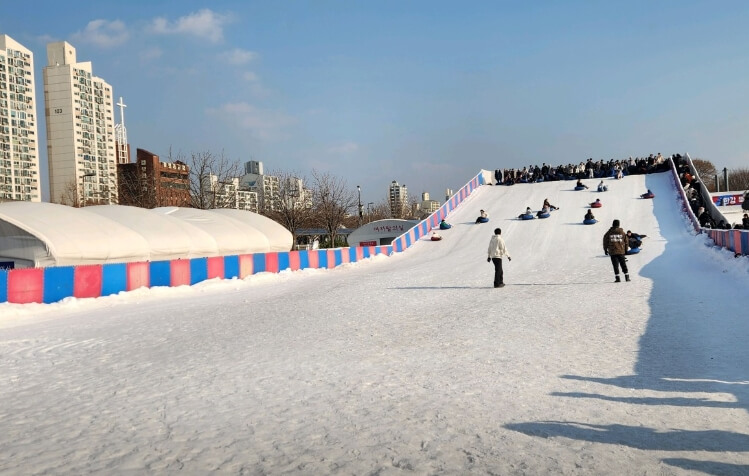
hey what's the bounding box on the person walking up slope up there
[603,219,630,282]
[487,228,511,288]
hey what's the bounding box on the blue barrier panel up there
[277,252,290,271]
[225,255,240,278]
[743,232,749,255]
[0,269,6,303]
[149,261,171,287]
[350,247,358,263]
[298,250,310,269]
[362,246,371,259]
[102,263,127,296]
[405,233,412,248]
[395,239,404,253]
[318,249,328,269]
[190,258,208,285]
[253,253,266,273]
[334,249,342,266]
[43,266,74,303]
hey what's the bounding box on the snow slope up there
[1,172,748,474]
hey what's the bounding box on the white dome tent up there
[0,202,293,269]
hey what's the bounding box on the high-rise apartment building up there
[388,180,408,218]
[239,160,280,212]
[43,41,117,205]
[244,160,263,175]
[0,35,41,202]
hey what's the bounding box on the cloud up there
[207,102,295,140]
[150,9,232,43]
[242,72,259,81]
[140,47,163,62]
[221,48,258,65]
[71,19,129,48]
[327,142,360,155]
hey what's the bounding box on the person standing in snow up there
[487,228,511,288]
[603,219,630,282]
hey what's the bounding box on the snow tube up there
[590,201,602,208]
[430,235,443,241]
[439,223,452,230]
[583,218,598,225]
[574,186,586,191]
[520,213,535,220]
[641,193,655,199]
[626,247,641,255]
[597,187,607,192]
[477,217,489,223]
[537,212,551,219]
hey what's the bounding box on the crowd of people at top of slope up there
[675,156,749,230]
[493,153,673,186]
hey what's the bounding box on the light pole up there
[357,185,363,227]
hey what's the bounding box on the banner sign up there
[711,194,744,206]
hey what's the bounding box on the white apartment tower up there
[388,180,408,218]
[43,41,117,205]
[0,35,41,202]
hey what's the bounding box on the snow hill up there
[1,171,749,474]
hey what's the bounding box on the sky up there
[2,172,749,473]
[3,1,749,204]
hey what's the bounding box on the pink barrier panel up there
[340,248,350,264]
[170,260,191,286]
[127,262,150,291]
[207,256,225,279]
[289,251,301,271]
[356,247,364,261]
[7,268,44,304]
[734,230,743,254]
[238,254,254,278]
[74,265,102,299]
[265,253,279,273]
[308,250,319,268]
[327,249,336,269]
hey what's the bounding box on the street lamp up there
[357,185,363,227]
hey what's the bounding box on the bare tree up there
[367,199,392,222]
[692,158,718,192]
[727,167,749,192]
[170,149,242,209]
[118,165,157,208]
[310,169,357,248]
[264,169,315,244]
[55,178,82,207]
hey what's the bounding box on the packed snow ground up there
[1,172,749,475]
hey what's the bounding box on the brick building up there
[118,148,189,208]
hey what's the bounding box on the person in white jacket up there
[487,228,511,288]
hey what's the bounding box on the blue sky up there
[3,1,749,203]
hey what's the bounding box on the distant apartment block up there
[44,41,117,205]
[0,35,40,202]
[239,160,280,212]
[419,191,440,215]
[202,173,259,212]
[118,148,190,208]
[389,180,408,217]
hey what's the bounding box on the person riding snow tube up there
[430,232,443,241]
[537,211,551,219]
[626,247,641,255]
[590,199,602,208]
[583,218,598,225]
[641,190,655,199]
[439,219,452,230]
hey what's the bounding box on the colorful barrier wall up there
[670,157,748,256]
[0,171,488,305]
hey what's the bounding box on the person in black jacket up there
[603,219,630,282]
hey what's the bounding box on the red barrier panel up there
[327,249,336,269]
[127,262,150,291]
[74,265,102,299]
[306,250,318,268]
[265,253,279,273]
[170,259,191,287]
[734,230,743,255]
[7,268,44,304]
[289,251,301,271]
[207,256,225,279]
